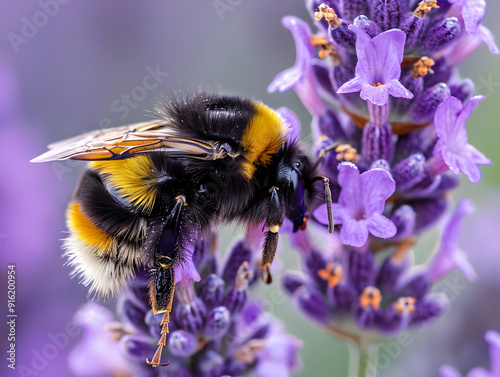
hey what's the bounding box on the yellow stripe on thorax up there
[90,156,158,214]
[241,102,288,179]
[66,202,114,253]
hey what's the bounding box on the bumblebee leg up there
[147,195,186,367]
[260,186,284,284]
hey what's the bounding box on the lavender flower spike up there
[440,330,500,377]
[337,25,413,106]
[430,96,491,183]
[426,198,477,283]
[315,162,397,248]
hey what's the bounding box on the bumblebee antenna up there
[311,176,334,233]
[311,141,341,171]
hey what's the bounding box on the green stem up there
[348,342,380,377]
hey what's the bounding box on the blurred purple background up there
[0,1,499,377]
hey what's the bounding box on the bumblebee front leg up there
[147,195,186,367]
[260,186,285,284]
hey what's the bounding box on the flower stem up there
[348,342,380,377]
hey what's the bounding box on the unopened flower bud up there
[204,306,231,339]
[400,15,426,49]
[200,274,225,310]
[304,248,329,291]
[411,196,448,233]
[410,296,447,327]
[392,71,424,113]
[353,15,381,38]
[410,83,451,122]
[294,285,331,324]
[373,0,404,31]
[282,272,306,295]
[197,350,225,377]
[175,297,207,333]
[376,256,405,294]
[168,330,199,357]
[329,23,356,52]
[348,249,375,291]
[339,1,369,22]
[121,335,156,361]
[424,58,451,87]
[389,205,416,241]
[224,262,253,313]
[370,159,391,171]
[222,240,252,284]
[328,282,357,313]
[450,78,475,102]
[379,297,415,334]
[393,153,428,191]
[118,298,148,334]
[425,17,461,52]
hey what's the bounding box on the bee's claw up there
[261,265,273,285]
[146,358,171,367]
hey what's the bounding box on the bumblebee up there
[32,92,332,366]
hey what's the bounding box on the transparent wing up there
[31,120,232,162]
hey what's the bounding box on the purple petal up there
[434,96,463,141]
[466,144,492,165]
[360,83,390,106]
[442,148,462,175]
[340,218,369,248]
[446,24,499,66]
[370,29,407,82]
[439,366,462,377]
[268,16,313,93]
[486,330,500,375]
[337,162,362,208]
[462,0,486,35]
[277,107,301,143]
[313,203,329,225]
[367,213,397,239]
[349,25,377,82]
[385,79,414,100]
[360,168,396,216]
[174,246,201,284]
[477,25,500,54]
[255,323,303,377]
[314,203,340,225]
[337,76,364,94]
[268,67,304,93]
[456,151,483,183]
[456,95,484,131]
[426,198,477,282]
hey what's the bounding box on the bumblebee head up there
[282,147,333,234]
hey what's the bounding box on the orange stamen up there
[359,287,382,309]
[318,263,343,288]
